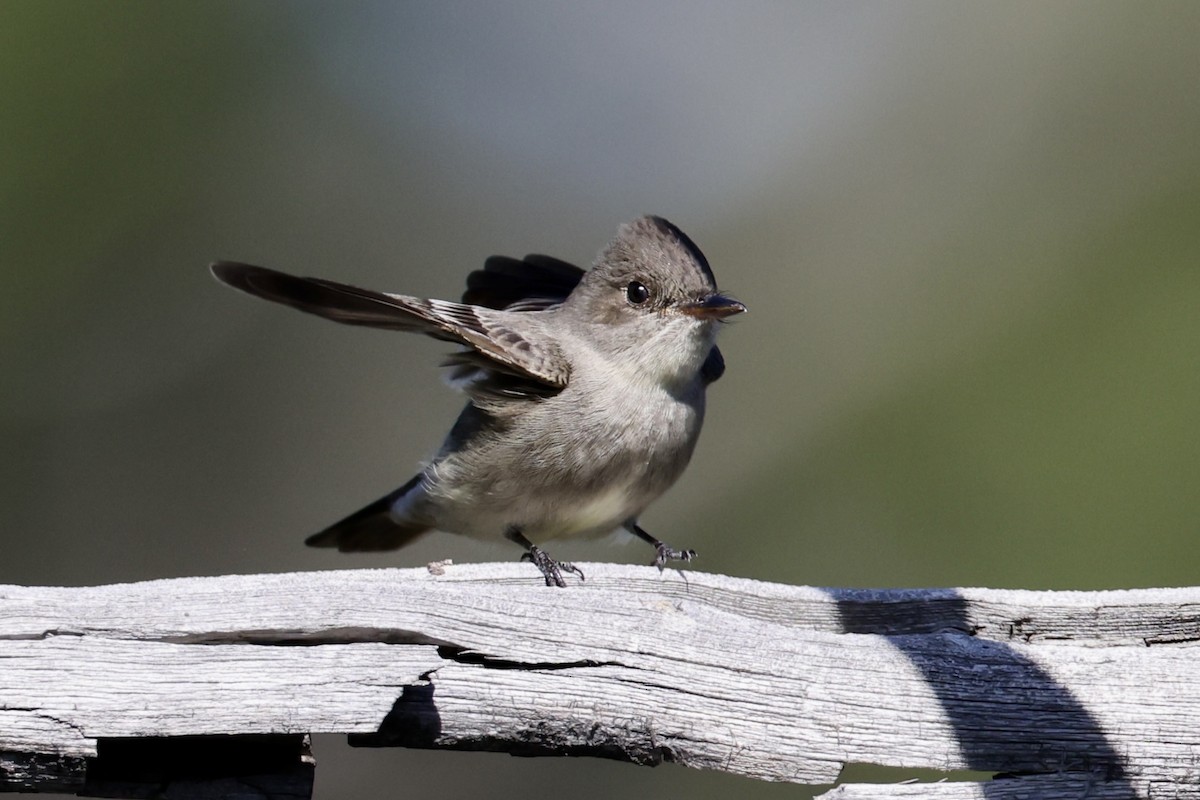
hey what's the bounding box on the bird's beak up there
[678,294,747,320]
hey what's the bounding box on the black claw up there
[522,546,585,587]
[651,543,697,570]
[624,521,695,571]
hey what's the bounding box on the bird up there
[210,215,745,586]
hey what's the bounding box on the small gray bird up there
[211,216,744,586]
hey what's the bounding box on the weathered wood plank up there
[1,563,1197,798]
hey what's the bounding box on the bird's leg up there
[506,526,585,587]
[624,521,696,569]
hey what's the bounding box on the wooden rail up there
[2,564,1196,798]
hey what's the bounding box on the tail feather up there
[305,474,431,553]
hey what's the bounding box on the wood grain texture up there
[1,563,1197,798]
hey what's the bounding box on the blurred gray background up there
[3,2,1199,798]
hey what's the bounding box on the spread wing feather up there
[210,262,570,393]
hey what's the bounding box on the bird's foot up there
[651,543,696,570]
[522,546,586,587]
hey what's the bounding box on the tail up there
[304,474,432,552]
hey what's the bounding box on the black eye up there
[626,280,650,305]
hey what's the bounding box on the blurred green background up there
[3,2,1198,798]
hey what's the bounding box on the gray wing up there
[462,254,585,311]
[210,262,570,394]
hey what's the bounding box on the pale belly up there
[428,478,646,543]
[415,378,706,543]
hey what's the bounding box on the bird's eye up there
[626,281,651,305]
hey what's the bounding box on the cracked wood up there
[1,564,1198,798]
